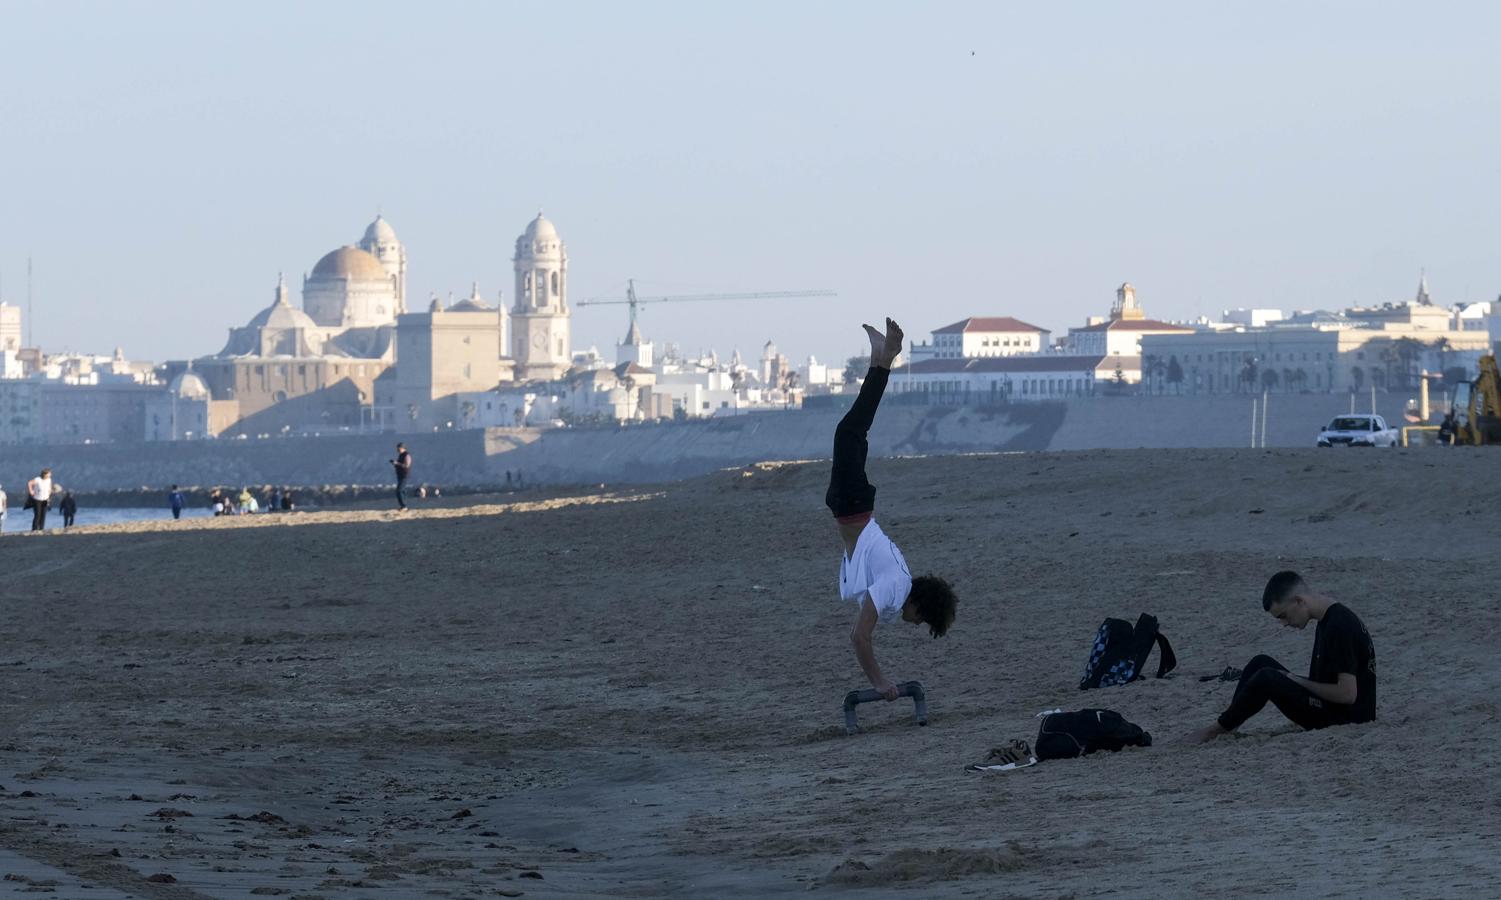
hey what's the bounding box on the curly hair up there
[909,575,957,638]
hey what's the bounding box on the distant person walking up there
[59,491,78,527]
[26,468,56,532]
[0,483,7,534]
[169,485,186,520]
[391,442,413,510]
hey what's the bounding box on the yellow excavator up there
[1443,354,1501,445]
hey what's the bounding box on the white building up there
[616,319,654,368]
[1140,316,1490,395]
[1064,283,1194,384]
[1222,308,1286,328]
[912,317,1050,361]
[0,303,20,353]
[891,355,1103,400]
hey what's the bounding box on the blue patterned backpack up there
[1078,613,1177,690]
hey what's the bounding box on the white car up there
[1316,414,1399,448]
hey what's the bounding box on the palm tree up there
[1393,337,1424,389]
[1146,355,1166,396]
[1432,336,1451,374]
[1166,356,1184,394]
[1239,355,1259,393]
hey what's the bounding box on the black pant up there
[396,476,408,509]
[825,366,889,517]
[1218,655,1346,732]
[31,501,47,532]
[63,512,75,527]
[172,508,182,520]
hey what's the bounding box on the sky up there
[2,1,1499,367]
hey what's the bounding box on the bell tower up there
[360,215,408,314]
[511,211,571,380]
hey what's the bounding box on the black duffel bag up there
[1035,708,1152,760]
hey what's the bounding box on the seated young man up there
[829,318,957,701]
[1191,570,1375,742]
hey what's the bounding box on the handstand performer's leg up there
[826,321,902,517]
[826,366,889,515]
[1217,654,1343,732]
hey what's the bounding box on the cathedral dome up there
[363,215,399,244]
[312,246,390,281]
[169,371,210,400]
[261,302,318,331]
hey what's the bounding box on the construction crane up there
[577,279,836,331]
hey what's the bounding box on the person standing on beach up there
[26,468,56,532]
[391,442,413,510]
[59,491,78,527]
[829,318,957,701]
[1189,571,1375,743]
[0,483,7,534]
[169,485,185,520]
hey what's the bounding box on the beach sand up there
[2,448,1499,898]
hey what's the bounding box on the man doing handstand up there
[829,318,957,701]
[1191,570,1375,742]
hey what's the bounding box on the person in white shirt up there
[0,482,7,533]
[828,319,957,701]
[27,468,57,532]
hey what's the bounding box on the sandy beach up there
[3,447,1500,898]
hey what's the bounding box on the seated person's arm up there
[850,597,897,700]
[1285,671,1358,705]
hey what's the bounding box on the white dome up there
[170,372,210,399]
[524,212,558,241]
[363,215,399,244]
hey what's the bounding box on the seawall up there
[2,392,1426,495]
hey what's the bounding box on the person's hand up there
[875,680,899,702]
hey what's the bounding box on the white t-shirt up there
[838,519,912,624]
[29,477,53,502]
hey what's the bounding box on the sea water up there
[2,506,217,532]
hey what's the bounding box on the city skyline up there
[4,2,1500,366]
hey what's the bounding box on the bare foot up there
[861,323,885,361]
[1182,723,1227,745]
[884,317,904,363]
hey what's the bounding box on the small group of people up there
[0,468,78,533]
[833,318,1375,742]
[206,485,296,517]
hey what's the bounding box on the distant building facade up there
[394,287,511,432]
[1064,283,1194,384]
[891,355,1103,400]
[910,317,1050,361]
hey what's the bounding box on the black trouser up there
[1217,655,1346,732]
[63,512,75,527]
[172,508,182,520]
[31,501,47,532]
[396,475,408,509]
[825,366,889,517]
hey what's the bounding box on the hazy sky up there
[3,1,1499,366]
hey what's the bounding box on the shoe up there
[965,739,1037,773]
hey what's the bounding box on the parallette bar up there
[843,680,928,734]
